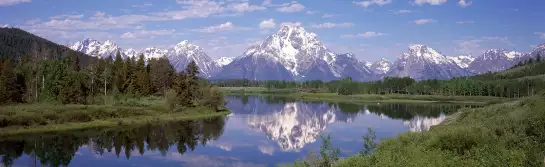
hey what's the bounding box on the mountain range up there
[69,25,545,81]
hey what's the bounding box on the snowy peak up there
[214,57,234,67]
[167,40,219,77]
[370,58,392,74]
[71,38,122,58]
[447,55,474,68]
[480,49,521,60]
[404,44,452,64]
[240,24,337,80]
[141,47,167,59]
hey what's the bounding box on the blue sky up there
[1,0,544,62]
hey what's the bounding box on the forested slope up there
[0,28,93,64]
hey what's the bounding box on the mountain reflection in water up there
[0,95,481,167]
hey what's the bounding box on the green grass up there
[0,96,231,136]
[332,95,545,167]
[220,87,511,104]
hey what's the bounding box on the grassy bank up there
[326,94,545,167]
[221,87,510,104]
[0,96,231,136]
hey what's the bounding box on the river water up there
[0,95,480,167]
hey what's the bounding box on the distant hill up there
[0,28,93,63]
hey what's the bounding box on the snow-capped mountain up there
[387,44,469,80]
[71,39,123,59]
[330,53,376,81]
[447,55,475,69]
[167,40,220,77]
[370,58,392,75]
[72,39,220,77]
[141,47,168,59]
[213,24,373,81]
[467,49,523,74]
[214,57,234,67]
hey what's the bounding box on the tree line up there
[214,55,545,98]
[0,49,225,110]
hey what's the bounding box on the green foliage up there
[334,95,545,167]
[360,128,377,156]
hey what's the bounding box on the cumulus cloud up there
[277,2,305,13]
[390,10,412,14]
[312,22,354,29]
[259,19,276,29]
[413,0,448,6]
[535,32,545,39]
[353,0,392,8]
[228,2,266,13]
[192,22,252,33]
[412,19,436,24]
[0,0,31,6]
[342,31,387,38]
[456,20,475,24]
[457,0,472,7]
[120,29,176,39]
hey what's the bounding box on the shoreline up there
[0,108,231,136]
[221,87,511,104]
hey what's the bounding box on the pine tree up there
[113,51,124,92]
[0,60,19,104]
[536,53,541,62]
[184,61,200,106]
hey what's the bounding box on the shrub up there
[165,89,178,112]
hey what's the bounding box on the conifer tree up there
[0,60,18,103]
[113,51,124,92]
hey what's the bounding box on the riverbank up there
[220,87,510,104]
[0,97,231,136]
[330,94,545,167]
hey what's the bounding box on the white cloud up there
[412,19,436,24]
[50,14,84,20]
[259,19,276,29]
[132,3,152,8]
[535,32,545,39]
[342,31,387,38]
[454,36,515,55]
[456,20,475,24]
[120,29,176,39]
[390,9,412,14]
[280,22,302,27]
[322,13,338,18]
[192,22,252,33]
[312,22,354,29]
[228,2,266,13]
[457,0,472,7]
[413,0,448,6]
[306,10,319,15]
[0,0,31,6]
[277,2,305,13]
[353,0,392,8]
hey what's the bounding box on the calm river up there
[0,95,480,167]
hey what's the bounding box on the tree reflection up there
[0,117,226,167]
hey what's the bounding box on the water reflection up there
[0,95,481,167]
[227,96,478,151]
[0,117,226,167]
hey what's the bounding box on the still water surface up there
[1,95,480,167]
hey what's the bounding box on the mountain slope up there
[468,49,522,74]
[213,24,373,81]
[330,53,376,81]
[387,44,469,80]
[215,57,234,67]
[166,40,220,77]
[0,28,93,63]
[370,58,392,75]
[447,55,474,68]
